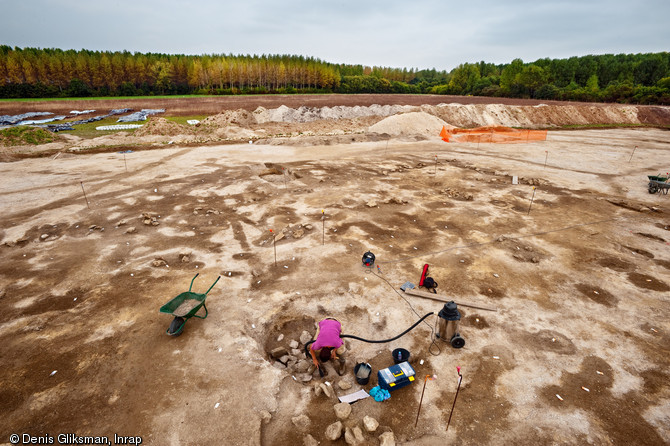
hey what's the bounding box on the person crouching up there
[309,318,346,376]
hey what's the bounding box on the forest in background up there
[0,46,668,104]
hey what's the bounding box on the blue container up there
[377,361,416,392]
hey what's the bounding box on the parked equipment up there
[436,301,465,348]
[648,174,669,194]
[362,251,376,267]
[159,273,220,336]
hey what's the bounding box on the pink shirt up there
[311,319,343,351]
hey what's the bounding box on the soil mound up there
[134,117,189,137]
[425,103,644,128]
[253,104,417,124]
[367,111,450,137]
[213,125,258,140]
[202,109,257,127]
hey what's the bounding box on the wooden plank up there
[402,288,497,312]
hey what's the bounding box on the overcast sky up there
[1,0,668,71]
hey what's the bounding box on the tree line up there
[0,46,668,104]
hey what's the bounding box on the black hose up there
[304,312,434,358]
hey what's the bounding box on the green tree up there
[500,58,524,96]
[153,61,173,93]
[448,63,480,95]
[517,64,547,97]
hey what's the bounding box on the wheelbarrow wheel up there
[168,316,185,336]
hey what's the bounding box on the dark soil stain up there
[514,329,577,355]
[622,245,654,259]
[499,238,544,263]
[575,283,618,307]
[640,368,669,394]
[462,314,490,329]
[540,355,666,445]
[627,272,670,291]
[16,287,89,317]
[424,200,455,210]
[478,284,507,299]
[597,256,634,272]
[635,232,665,242]
[262,314,316,358]
[250,259,304,291]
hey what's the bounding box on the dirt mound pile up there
[425,103,645,128]
[0,126,59,146]
[213,125,258,140]
[202,109,257,127]
[253,104,417,124]
[367,111,450,137]
[134,117,189,137]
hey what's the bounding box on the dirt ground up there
[1,96,669,446]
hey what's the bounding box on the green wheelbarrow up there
[159,273,220,336]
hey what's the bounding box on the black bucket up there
[392,348,410,364]
[354,362,372,385]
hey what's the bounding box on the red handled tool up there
[419,264,429,287]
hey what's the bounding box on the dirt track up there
[1,97,670,446]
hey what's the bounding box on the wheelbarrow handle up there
[204,276,221,295]
[188,273,200,291]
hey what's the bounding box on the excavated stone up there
[379,431,395,446]
[363,415,379,432]
[270,347,288,359]
[260,410,272,424]
[320,383,333,398]
[299,373,312,383]
[325,421,343,441]
[344,427,356,445]
[338,380,352,390]
[333,402,352,420]
[295,360,311,373]
[291,414,310,431]
[300,331,313,345]
[353,427,365,443]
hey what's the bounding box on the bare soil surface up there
[0,96,669,446]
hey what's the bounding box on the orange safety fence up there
[440,126,547,143]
